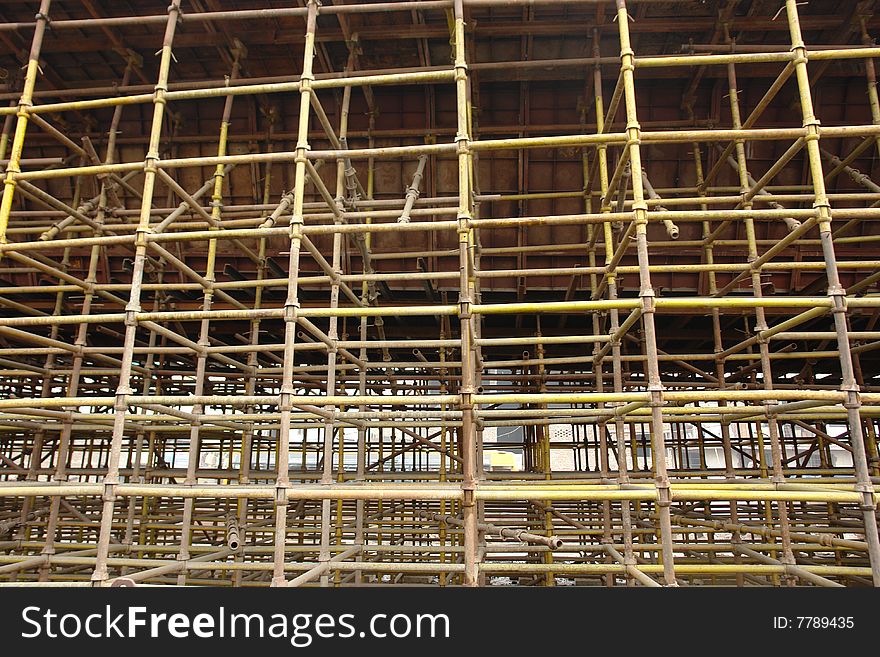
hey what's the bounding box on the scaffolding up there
[0,0,879,587]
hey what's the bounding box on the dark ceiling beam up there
[2,15,876,57]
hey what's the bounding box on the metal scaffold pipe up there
[0,0,877,589]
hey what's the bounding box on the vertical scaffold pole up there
[452,0,479,587]
[785,0,880,586]
[0,0,52,251]
[272,0,320,587]
[91,0,183,586]
[614,0,677,586]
